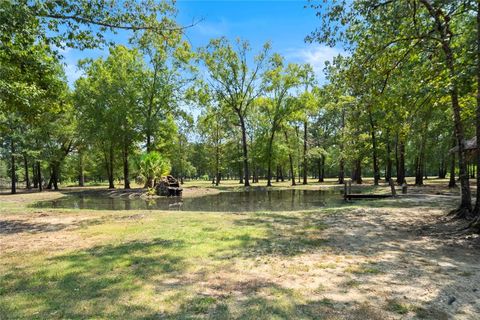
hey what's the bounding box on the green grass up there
[385,299,413,315]
[344,263,383,275]
[0,182,458,319]
[0,197,333,319]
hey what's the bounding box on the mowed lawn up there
[1,182,479,319]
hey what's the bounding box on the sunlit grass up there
[0,180,461,319]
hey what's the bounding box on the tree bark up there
[10,140,16,194]
[396,138,406,185]
[474,0,480,219]
[415,156,424,186]
[386,131,392,182]
[52,163,59,190]
[146,133,152,153]
[369,112,380,185]
[23,154,30,189]
[439,157,446,179]
[215,143,220,187]
[46,166,54,190]
[238,163,243,184]
[415,131,427,186]
[267,131,275,187]
[449,143,457,188]
[238,114,250,187]
[338,106,345,184]
[284,130,296,186]
[303,120,308,185]
[79,150,85,187]
[295,126,301,184]
[145,63,158,154]
[32,162,38,188]
[353,159,362,184]
[420,0,472,216]
[37,161,42,192]
[107,146,115,189]
[338,159,345,184]
[320,156,325,182]
[123,144,130,189]
[317,158,323,182]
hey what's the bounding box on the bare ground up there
[1,182,480,319]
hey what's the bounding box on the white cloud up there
[286,45,347,83]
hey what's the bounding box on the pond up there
[33,189,347,212]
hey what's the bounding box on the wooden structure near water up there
[344,179,397,200]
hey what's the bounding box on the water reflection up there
[34,189,343,212]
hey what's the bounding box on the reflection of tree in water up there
[34,189,341,211]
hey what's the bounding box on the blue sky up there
[62,0,345,85]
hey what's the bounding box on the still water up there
[34,189,345,212]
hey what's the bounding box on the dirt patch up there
[154,195,480,319]
[1,185,480,319]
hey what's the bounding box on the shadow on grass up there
[0,217,107,235]
[206,212,330,258]
[0,219,68,234]
[0,238,186,319]
[1,197,479,319]
[141,283,389,320]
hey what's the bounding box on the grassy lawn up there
[1,180,479,319]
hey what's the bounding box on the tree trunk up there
[146,133,152,153]
[238,164,243,184]
[415,156,424,186]
[439,157,446,179]
[46,166,53,190]
[284,130,296,186]
[302,120,308,185]
[395,133,399,180]
[79,150,85,187]
[320,156,325,182]
[449,144,457,188]
[267,131,275,187]
[215,143,220,187]
[420,0,472,216]
[369,112,380,186]
[338,106,345,184]
[289,155,295,185]
[396,138,406,185]
[145,63,158,154]
[108,146,115,189]
[32,162,38,188]
[415,131,427,186]
[123,144,130,189]
[295,126,301,184]
[23,154,30,189]
[386,132,392,182]
[52,163,59,191]
[37,161,42,192]
[353,159,362,184]
[473,0,480,220]
[317,158,323,182]
[238,114,250,187]
[10,140,16,194]
[338,158,345,184]
[252,164,257,184]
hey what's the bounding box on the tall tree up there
[198,38,270,186]
[260,54,303,186]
